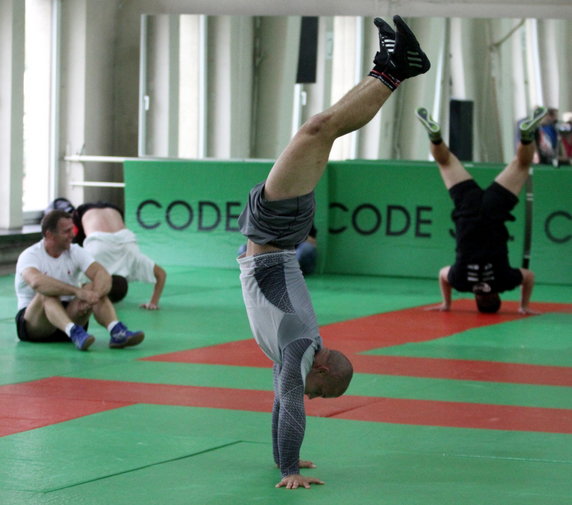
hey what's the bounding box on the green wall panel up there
[124,159,529,279]
[530,167,572,284]
[124,160,329,270]
[325,160,525,278]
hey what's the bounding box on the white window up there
[330,16,362,160]
[23,0,54,213]
[140,14,205,158]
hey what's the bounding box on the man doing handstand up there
[238,16,431,489]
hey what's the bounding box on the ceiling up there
[127,0,572,20]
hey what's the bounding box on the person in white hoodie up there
[72,202,166,309]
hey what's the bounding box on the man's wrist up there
[281,466,300,478]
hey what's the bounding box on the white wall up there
[59,0,122,207]
[2,0,572,228]
[0,0,24,229]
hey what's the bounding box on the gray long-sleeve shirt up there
[238,251,321,476]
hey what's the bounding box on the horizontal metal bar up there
[69,181,125,188]
[64,155,134,163]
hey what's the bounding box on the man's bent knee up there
[66,298,93,319]
[18,307,58,341]
[301,111,338,140]
[24,293,54,324]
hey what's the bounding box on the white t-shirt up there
[15,240,95,310]
[83,229,155,283]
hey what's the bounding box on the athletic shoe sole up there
[416,107,441,135]
[393,15,431,77]
[109,331,145,349]
[520,106,548,135]
[78,335,95,351]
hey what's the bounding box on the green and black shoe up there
[520,106,548,143]
[416,107,442,142]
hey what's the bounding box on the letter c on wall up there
[137,200,162,229]
[329,202,348,234]
[545,211,572,243]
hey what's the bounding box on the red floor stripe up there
[143,300,572,387]
[329,396,572,434]
[142,340,572,387]
[0,393,130,437]
[143,299,530,366]
[3,301,571,437]
[0,377,271,412]
[350,355,572,387]
[2,377,572,435]
[320,300,530,353]
[143,339,270,367]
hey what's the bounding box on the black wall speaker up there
[296,17,319,84]
[449,99,474,161]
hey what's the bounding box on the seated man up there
[72,202,166,310]
[15,210,145,350]
[238,16,430,489]
[416,105,547,314]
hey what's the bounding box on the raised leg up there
[246,16,431,256]
[495,106,548,196]
[264,79,392,201]
[264,15,431,202]
[416,107,472,190]
[494,141,535,196]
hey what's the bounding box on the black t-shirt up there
[448,261,523,294]
[447,179,523,293]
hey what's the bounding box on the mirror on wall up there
[138,14,571,164]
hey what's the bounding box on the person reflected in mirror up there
[416,106,547,315]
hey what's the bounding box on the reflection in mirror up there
[139,15,571,165]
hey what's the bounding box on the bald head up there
[324,350,354,397]
[305,348,353,399]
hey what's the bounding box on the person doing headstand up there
[416,105,547,314]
